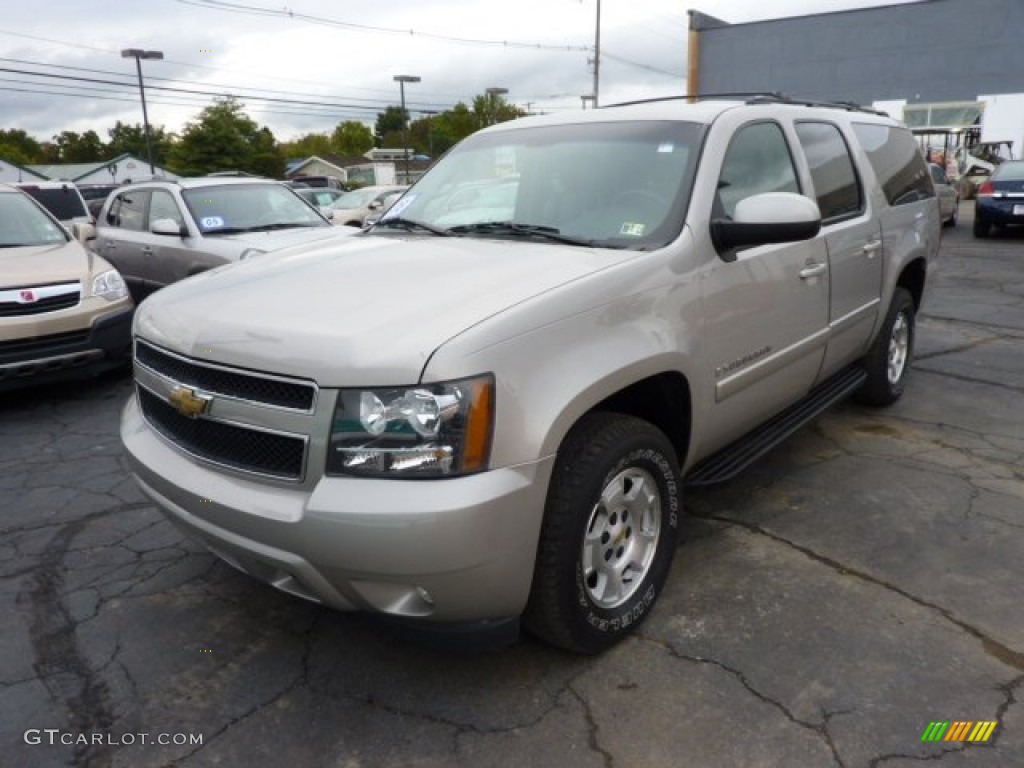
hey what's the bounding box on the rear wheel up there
[524,413,681,654]
[856,287,915,406]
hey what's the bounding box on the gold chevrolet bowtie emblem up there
[168,385,212,418]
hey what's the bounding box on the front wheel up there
[856,287,915,406]
[524,413,681,654]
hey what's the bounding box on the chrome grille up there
[135,340,316,411]
[0,283,81,317]
[138,387,306,479]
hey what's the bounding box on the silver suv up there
[121,97,940,653]
[95,177,354,302]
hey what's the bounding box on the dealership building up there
[686,0,1024,164]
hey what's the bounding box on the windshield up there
[0,192,70,247]
[993,160,1024,182]
[381,120,702,249]
[182,183,328,234]
[16,185,89,222]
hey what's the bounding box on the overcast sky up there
[0,0,917,143]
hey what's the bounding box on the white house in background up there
[26,154,179,185]
[0,159,48,183]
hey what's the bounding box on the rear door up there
[792,120,882,380]
[96,189,152,301]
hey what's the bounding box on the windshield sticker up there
[381,194,415,221]
[657,143,674,153]
[620,222,646,237]
[200,216,226,229]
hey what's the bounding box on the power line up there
[174,0,591,52]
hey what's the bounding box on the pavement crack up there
[566,683,614,768]
[707,516,1024,673]
[637,634,846,767]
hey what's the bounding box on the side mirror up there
[71,222,97,242]
[711,192,821,260]
[151,218,186,237]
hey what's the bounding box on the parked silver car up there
[95,177,354,301]
[928,162,959,227]
[122,98,940,653]
[328,185,408,227]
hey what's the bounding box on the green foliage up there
[106,121,172,166]
[279,132,333,159]
[51,130,106,163]
[331,121,374,156]
[0,129,44,164]
[375,106,408,147]
[166,97,284,177]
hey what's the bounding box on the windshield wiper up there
[446,221,596,246]
[371,217,451,236]
[244,222,319,232]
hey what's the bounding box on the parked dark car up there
[974,159,1024,237]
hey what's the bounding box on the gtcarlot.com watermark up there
[24,729,203,747]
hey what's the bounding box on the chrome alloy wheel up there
[581,467,662,609]
[887,311,910,385]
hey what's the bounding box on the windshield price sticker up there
[382,194,416,221]
[201,216,225,229]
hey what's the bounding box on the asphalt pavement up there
[2,204,1022,767]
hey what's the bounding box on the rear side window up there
[106,190,150,231]
[795,122,862,221]
[852,123,934,206]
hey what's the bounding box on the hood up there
[209,224,356,253]
[0,240,103,288]
[135,235,634,386]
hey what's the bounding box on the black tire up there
[973,216,991,238]
[856,287,915,406]
[523,413,681,654]
[943,199,958,228]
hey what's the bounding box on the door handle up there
[863,240,882,257]
[799,262,827,279]
[141,247,153,255]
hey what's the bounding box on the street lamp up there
[121,48,163,175]
[485,87,509,126]
[393,75,420,183]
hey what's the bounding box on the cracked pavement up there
[2,207,1022,767]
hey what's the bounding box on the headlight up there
[239,248,266,260]
[92,269,128,301]
[327,374,494,478]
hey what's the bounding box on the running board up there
[684,365,867,487]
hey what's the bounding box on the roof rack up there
[601,92,888,116]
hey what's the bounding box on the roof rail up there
[601,92,888,116]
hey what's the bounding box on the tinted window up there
[149,190,185,229]
[852,124,934,206]
[992,160,1024,182]
[928,164,948,185]
[17,185,88,221]
[106,190,150,231]
[795,122,862,221]
[717,122,800,219]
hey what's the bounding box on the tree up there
[331,121,374,156]
[279,132,333,159]
[106,121,172,166]
[427,103,480,155]
[375,106,409,148]
[0,129,44,164]
[472,93,524,127]
[167,98,284,177]
[51,130,106,163]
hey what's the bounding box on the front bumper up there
[0,305,133,390]
[121,393,554,623]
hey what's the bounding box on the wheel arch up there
[896,256,927,310]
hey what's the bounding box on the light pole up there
[485,87,509,126]
[121,48,163,175]
[393,75,420,183]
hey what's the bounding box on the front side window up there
[716,122,800,219]
[105,190,150,231]
[852,123,934,206]
[182,184,327,235]
[380,120,703,250]
[148,189,185,229]
[795,121,863,221]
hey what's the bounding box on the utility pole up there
[592,0,601,108]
